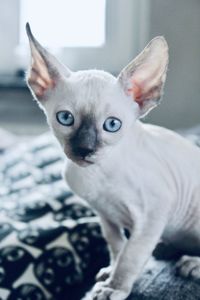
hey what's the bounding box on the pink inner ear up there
[28,56,56,98]
[127,79,144,107]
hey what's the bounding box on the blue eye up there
[103,117,122,132]
[56,111,74,126]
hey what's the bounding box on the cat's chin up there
[68,156,95,167]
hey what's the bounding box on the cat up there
[26,23,200,300]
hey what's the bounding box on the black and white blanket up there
[1,129,200,300]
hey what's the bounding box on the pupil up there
[111,120,115,127]
[64,113,69,119]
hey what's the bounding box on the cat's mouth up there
[64,150,95,166]
[71,156,95,167]
[64,146,96,167]
[78,157,95,166]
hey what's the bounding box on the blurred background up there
[0,0,200,136]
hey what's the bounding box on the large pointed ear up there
[26,23,71,101]
[118,37,169,117]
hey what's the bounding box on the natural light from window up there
[20,0,106,47]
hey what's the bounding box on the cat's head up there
[26,23,168,167]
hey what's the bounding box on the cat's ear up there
[26,23,71,101]
[118,37,169,117]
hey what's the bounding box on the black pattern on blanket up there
[1,131,200,300]
[0,133,109,300]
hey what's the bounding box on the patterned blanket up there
[1,130,200,300]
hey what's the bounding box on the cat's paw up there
[90,282,129,300]
[95,266,112,282]
[176,255,200,280]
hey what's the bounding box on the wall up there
[0,0,19,73]
[144,0,200,129]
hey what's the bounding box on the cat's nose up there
[76,147,95,158]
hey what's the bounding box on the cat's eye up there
[103,117,122,132]
[56,111,74,126]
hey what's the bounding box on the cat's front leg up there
[96,217,126,282]
[89,211,168,300]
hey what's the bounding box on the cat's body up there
[65,121,200,253]
[25,23,200,300]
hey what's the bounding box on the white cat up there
[26,23,200,300]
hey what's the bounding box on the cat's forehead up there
[66,70,117,98]
[71,69,116,85]
[55,69,128,118]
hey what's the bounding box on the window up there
[0,0,149,75]
[20,0,106,47]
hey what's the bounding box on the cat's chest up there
[64,161,136,228]
[65,162,114,201]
